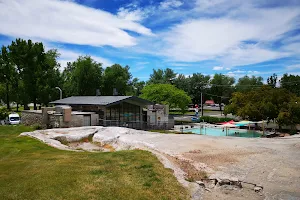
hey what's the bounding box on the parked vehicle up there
[6,113,21,125]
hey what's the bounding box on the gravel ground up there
[21,127,300,200]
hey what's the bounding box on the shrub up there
[289,129,298,135]
[33,124,43,130]
[0,107,9,120]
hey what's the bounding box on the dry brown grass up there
[102,143,115,152]
[183,149,257,168]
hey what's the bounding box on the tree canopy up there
[210,74,235,110]
[140,84,191,114]
[236,75,263,93]
[224,86,300,128]
[62,56,102,96]
[267,73,277,88]
[102,64,131,95]
[280,73,300,96]
[148,68,177,84]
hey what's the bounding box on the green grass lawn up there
[0,126,188,200]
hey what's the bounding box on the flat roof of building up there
[50,96,153,106]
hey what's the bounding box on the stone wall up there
[21,111,44,127]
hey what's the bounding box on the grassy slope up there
[0,126,188,200]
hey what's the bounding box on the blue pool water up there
[184,127,261,138]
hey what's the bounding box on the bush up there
[289,129,298,135]
[33,124,43,130]
[0,107,9,120]
[198,116,235,124]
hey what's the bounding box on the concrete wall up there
[21,111,44,127]
[49,114,84,128]
[91,113,99,126]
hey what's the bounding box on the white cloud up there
[136,61,150,65]
[157,5,300,66]
[282,34,300,44]
[281,42,300,55]
[195,0,242,13]
[55,48,113,70]
[286,64,300,71]
[117,7,148,22]
[222,44,286,67]
[0,0,153,48]
[213,66,224,70]
[171,63,190,67]
[160,0,183,10]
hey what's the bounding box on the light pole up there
[195,85,205,117]
[55,87,62,100]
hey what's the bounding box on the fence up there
[100,120,174,130]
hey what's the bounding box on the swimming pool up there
[184,127,261,138]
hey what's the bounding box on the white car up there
[6,113,21,125]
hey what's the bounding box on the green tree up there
[128,78,145,96]
[63,56,103,96]
[102,64,131,95]
[148,68,177,84]
[62,62,76,97]
[236,75,263,93]
[0,83,4,104]
[210,74,235,111]
[9,39,47,110]
[173,74,189,92]
[38,49,62,105]
[277,97,300,130]
[8,39,29,110]
[140,84,191,114]
[187,73,210,104]
[0,45,17,109]
[267,73,277,88]
[280,73,300,96]
[224,86,296,122]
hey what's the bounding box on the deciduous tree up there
[210,74,235,111]
[140,84,191,114]
[280,73,300,96]
[102,64,131,95]
[63,56,103,96]
[236,75,263,93]
[267,73,277,88]
[148,68,177,84]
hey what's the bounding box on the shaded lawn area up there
[0,126,188,200]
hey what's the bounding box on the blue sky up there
[1,0,300,82]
